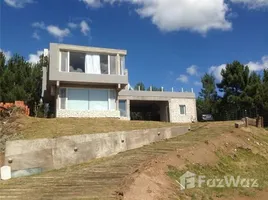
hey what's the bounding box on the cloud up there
[80,0,102,8]
[230,0,268,9]
[80,0,232,34]
[0,49,12,61]
[32,22,71,41]
[80,20,90,36]
[4,0,33,8]
[46,25,70,41]
[194,81,202,86]
[32,31,40,40]
[246,56,268,71]
[176,74,189,83]
[32,22,46,29]
[68,22,78,29]
[187,65,199,76]
[208,56,268,82]
[208,64,226,82]
[28,50,43,64]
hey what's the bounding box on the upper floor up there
[48,43,129,86]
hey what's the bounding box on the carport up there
[130,100,169,122]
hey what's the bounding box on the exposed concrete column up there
[55,81,60,117]
[126,99,130,120]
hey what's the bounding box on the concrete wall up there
[5,126,189,175]
[56,110,120,118]
[169,98,197,123]
[118,90,195,101]
[49,43,128,85]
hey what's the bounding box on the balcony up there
[49,43,128,86]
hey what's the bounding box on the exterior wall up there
[5,126,189,175]
[169,98,197,123]
[56,110,120,118]
[119,90,195,100]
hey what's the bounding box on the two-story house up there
[42,43,197,123]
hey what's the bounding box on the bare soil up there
[120,123,268,200]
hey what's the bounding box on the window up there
[100,55,109,74]
[61,51,68,72]
[110,55,116,75]
[68,88,89,110]
[109,90,116,110]
[69,52,85,73]
[179,105,186,115]
[59,88,66,109]
[60,51,123,75]
[89,89,109,111]
[120,56,125,75]
[119,100,127,117]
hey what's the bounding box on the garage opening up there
[130,100,170,122]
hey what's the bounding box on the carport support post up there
[126,99,130,120]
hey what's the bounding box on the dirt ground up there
[119,123,268,200]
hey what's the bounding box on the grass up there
[168,147,268,200]
[8,117,182,140]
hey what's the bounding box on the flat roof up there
[50,43,127,55]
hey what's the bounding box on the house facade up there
[42,43,197,123]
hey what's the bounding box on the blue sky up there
[1,0,268,94]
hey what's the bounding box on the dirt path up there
[0,122,266,200]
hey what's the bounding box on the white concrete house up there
[42,43,197,123]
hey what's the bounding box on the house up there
[42,43,197,123]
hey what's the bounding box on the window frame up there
[179,105,186,115]
[58,87,116,111]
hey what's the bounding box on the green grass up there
[167,148,268,200]
[3,117,185,140]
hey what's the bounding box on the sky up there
[0,0,268,94]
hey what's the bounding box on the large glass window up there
[61,52,68,72]
[110,55,116,75]
[68,88,89,110]
[59,88,66,109]
[120,56,125,75]
[119,100,127,117]
[89,89,109,111]
[69,52,85,73]
[100,55,108,74]
[60,51,124,75]
[109,90,116,110]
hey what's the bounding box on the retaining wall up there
[4,126,189,177]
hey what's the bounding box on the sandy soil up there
[119,124,268,200]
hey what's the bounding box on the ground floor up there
[50,85,197,123]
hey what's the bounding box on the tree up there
[197,73,218,119]
[216,61,251,118]
[147,86,162,91]
[0,52,45,116]
[134,82,145,91]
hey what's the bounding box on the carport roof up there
[118,90,195,101]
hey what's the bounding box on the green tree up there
[134,82,146,91]
[217,61,251,118]
[147,86,162,91]
[197,73,218,120]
